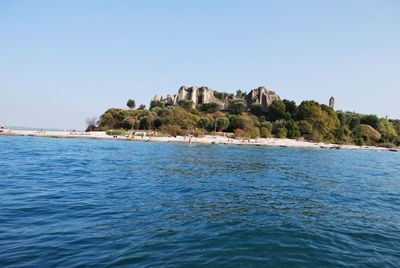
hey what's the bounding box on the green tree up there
[277,127,287,138]
[178,100,194,111]
[127,99,136,110]
[378,119,397,142]
[337,112,351,126]
[268,99,288,121]
[236,90,246,97]
[198,102,222,113]
[283,99,297,119]
[229,116,246,130]
[122,117,136,130]
[139,116,151,130]
[271,119,288,138]
[248,127,260,139]
[150,100,165,109]
[192,109,201,116]
[216,117,230,132]
[297,101,340,141]
[230,99,247,115]
[260,121,273,131]
[250,103,264,117]
[260,127,272,138]
[138,104,146,110]
[153,117,162,129]
[349,117,360,129]
[198,117,210,130]
[213,91,226,100]
[286,120,301,139]
[159,106,200,131]
[297,120,313,135]
[360,114,379,129]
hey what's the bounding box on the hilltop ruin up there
[153,86,280,111]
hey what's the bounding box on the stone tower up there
[329,96,335,109]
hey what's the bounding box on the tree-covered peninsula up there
[94,86,400,148]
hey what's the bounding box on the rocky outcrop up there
[153,86,280,111]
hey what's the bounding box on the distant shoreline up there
[1,130,399,152]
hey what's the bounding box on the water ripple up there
[1,136,400,267]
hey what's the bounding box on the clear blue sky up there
[1,0,399,129]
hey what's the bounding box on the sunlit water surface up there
[1,136,400,267]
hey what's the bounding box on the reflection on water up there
[1,136,400,267]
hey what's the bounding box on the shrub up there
[233,129,249,139]
[106,129,129,136]
[213,91,227,100]
[248,127,260,139]
[353,137,365,146]
[260,121,273,131]
[192,109,201,116]
[160,124,188,137]
[276,127,287,138]
[260,127,272,138]
[229,116,246,130]
[379,142,396,148]
[229,99,247,115]
[178,100,194,111]
[157,107,173,116]
[150,100,165,109]
[193,129,206,138]
[152,107,163,116]
[250,103,264,116]
[310,130,323,142]
[272,120,286,132]
[160,106,200,130]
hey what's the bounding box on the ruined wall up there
[244,87,280,110]
[153,86,280,110]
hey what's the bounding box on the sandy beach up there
[1,129,398,152]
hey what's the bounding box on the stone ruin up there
[244,87,279,109]
[329,96,335,109]
[153,86,280,111]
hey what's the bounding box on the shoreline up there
[1,130,399,152]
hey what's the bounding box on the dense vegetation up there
[93,96,400,147]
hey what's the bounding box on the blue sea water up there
[1,136,400,267]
